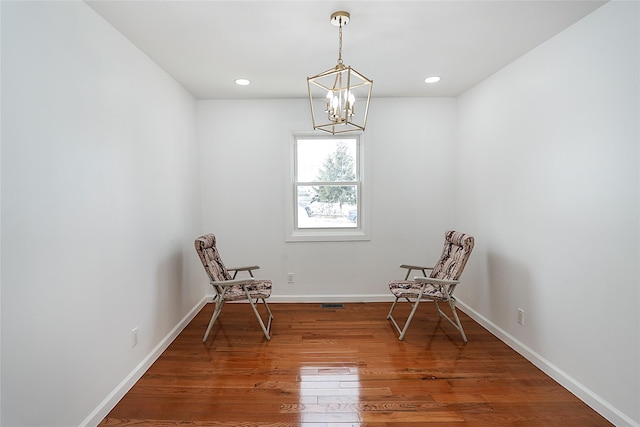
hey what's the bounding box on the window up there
[286,133,369,242]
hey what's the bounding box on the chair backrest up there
[194,234,232,282]
[430,231,475,281]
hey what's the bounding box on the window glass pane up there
[297,185,358,229]
[297,138,357,182]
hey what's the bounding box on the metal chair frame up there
[387,270,467,342]
[203,267,274,342]
[387,231,474,342]
[195,234,273,342]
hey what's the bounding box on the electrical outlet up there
[517,308,525,326]
[131,327,139,347]
[287,273,294,283]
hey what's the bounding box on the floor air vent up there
[321,303,345,309]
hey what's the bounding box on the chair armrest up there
[400,264,433,280]
[414,277,459,286]
[400,264,433,271]
[228,265,260,272]
[227,265,260,279]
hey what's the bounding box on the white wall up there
[456,1,639,425]
[1,2,203,426]
[197,97,458,300]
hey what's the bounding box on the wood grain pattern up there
[100,302,611,426]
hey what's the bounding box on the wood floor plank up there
[100,302,612,426]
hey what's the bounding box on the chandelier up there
[307,11,373,135]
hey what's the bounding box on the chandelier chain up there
[338,24,343,64]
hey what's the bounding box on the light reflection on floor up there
[298,366,361,426]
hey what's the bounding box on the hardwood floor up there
[100,302,611,426]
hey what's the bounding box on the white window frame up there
[285,132,370,242]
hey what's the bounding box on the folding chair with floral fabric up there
[387,230,474,342]
[195,234,273,341]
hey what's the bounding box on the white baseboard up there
[456,300,638,427]
[80,296,210,427]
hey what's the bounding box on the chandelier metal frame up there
[307,11,373,135]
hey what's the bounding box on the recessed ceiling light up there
[235,78,250,86]
[424,76,441,84]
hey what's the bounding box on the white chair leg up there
[247,296,273,341]
[387,298,400,319]
[263,299,274,334]
[398,298,422,340]
[435,300,468,343]
[387,297,402,335]
[203,300,225,342]
[388,297,422,341]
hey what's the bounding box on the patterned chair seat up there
[388,281,448,301]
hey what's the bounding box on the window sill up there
[286,228,370,242]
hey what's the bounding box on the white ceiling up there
[85,1,607,100]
